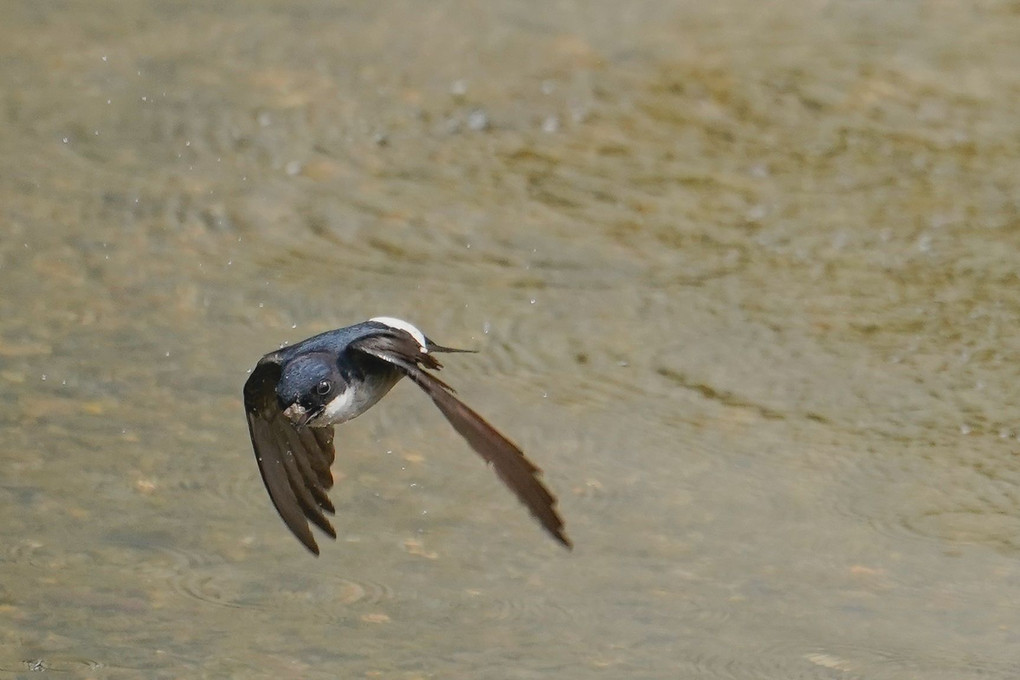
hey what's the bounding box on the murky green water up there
[3,1,1020,678]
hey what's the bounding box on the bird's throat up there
[307,370,403,427]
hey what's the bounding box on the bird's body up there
[243,317,570,555]
[268,320,407,427]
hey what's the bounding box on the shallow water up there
[3,1,1020,678]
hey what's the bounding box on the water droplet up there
[466,109,489,132]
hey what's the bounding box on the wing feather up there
[243,359,337,555]
[351,332,571,548]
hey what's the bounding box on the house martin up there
[243,317,570,554]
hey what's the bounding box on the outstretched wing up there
[243,357,337,555]
[350,330,571,548]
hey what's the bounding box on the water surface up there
[3,1,1020,678]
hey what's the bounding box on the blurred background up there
[2,1,1020,678]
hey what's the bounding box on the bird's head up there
[276,353,343,427]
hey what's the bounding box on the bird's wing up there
[350,330,571,548]
[243,357,337,555]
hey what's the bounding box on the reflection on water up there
[3,1,1020,678]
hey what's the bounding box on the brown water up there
[3,1,1020,678]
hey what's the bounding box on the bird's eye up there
[315,380,332,396]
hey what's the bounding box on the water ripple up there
[834,436,1020,559]
[456,588,576,625]
[258,572,397,626]
[153,546,264,611]
[675,640,1020,680]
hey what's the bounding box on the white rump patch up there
[370,316,428,352]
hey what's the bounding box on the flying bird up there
[243,317,570,555]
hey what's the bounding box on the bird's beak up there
[282,402,311,427]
